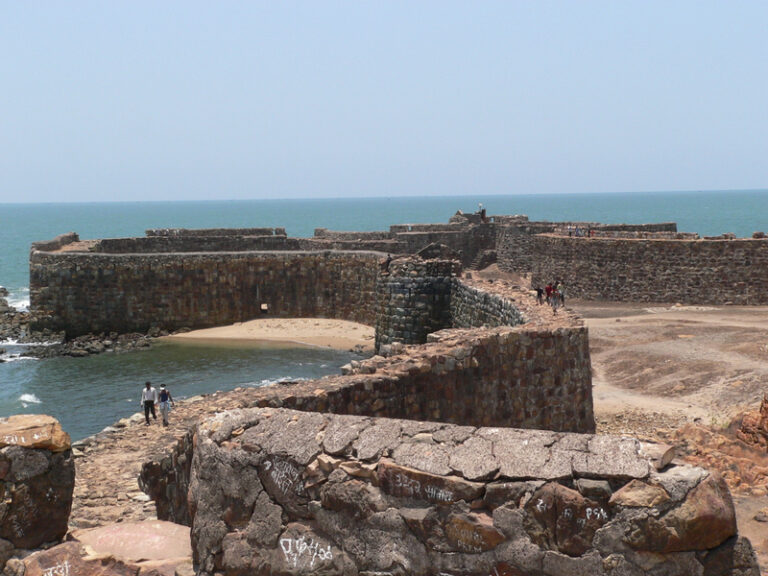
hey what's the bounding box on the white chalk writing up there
[424,484,454,502]
[2,434,26,445]
[445,525,485,553]
[385,471,455,503]
[280,536,333,569]
[266,459,305,497]
[585,506,609,521]
[42,560,70,576]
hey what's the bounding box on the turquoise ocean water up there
[1,190,767,439]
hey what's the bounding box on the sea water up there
[1,190,767,439]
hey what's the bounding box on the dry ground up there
[572,299,768,572]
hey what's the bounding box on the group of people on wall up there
[535,281,566,312]
[140,381,175,426]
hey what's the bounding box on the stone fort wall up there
[141,310,594,526]
[30,248,381,336]
[531,234,768,304]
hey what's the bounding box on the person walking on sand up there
[140,381,158,426]
[158,383,175,427]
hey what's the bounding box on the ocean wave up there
[1,355,37,363]
[6,287,30,311]
[252,376,308,387]
[20,393,42,407]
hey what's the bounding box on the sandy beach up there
[163,318,376,352]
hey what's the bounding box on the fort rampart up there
[23,218,764,573]
[138,273,593,533]
[531,234,768,304]
[30,248,381,336]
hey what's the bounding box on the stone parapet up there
[0,415,75,572]
[532,235,768,304]
[146,227,285,237]
[184,408,759,576]
[29,233,80,254]
[141,299,593,526]
[451,279,527,329]
[93,235,301,253]
[30,250,381,336]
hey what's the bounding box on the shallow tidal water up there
[0,340,362,441]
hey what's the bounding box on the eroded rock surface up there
[0,415,74,573]
[178,408,759,575]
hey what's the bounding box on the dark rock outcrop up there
[175,408,759,576]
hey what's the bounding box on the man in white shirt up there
[141,381,158,426]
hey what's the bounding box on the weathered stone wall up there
[147,227,285,237]
[298,238,407,254]
[451,280,527,329]
[396,226,497,267]
[93,235,302,253]
[495,222,680,274]
[531,235,768,304]
[29,232,80,254]
[496,223,557,273]
[314,228,393,241]
[185,408,760,576]
[141,297,595,526]
[0,415,75,572]
[375,259,459,350]
[30,251,381,336]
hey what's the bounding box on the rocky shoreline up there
[0,287,175,360]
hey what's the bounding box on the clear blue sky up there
[2,1,767,202]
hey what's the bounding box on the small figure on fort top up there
[557,280,566,306]
[158,383,175,427]
[550,284,560,314]
[535,286,544,305]
[544,282,553,305]
[140,381,158,426]
[478,203,487,223]
[381,253,393,273]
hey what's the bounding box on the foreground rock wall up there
[186,408,759,576]
[531,235,768,304]
[0,415,75,572]
[30,251,381,336]
[141,293,594,525]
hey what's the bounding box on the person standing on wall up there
[158,383,175,427]
[140,381,158,426]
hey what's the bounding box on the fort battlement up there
[23,217,765,574]
[531,233,768,304]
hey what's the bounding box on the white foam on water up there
[6,287,30,311]
[1,355,38,363]
[252,376,308,387]
[20,393,42,407]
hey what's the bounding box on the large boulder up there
[0,415,74,571]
